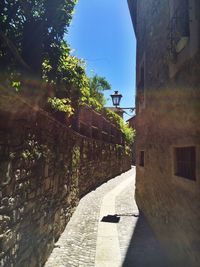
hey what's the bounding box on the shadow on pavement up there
[101,213,139,223]
[101,215,120,223]
[122,212,171,267]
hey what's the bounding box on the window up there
[176,0,190,37]
[195,0,200,19]
[137,60,145,110]
[169,0,190,56]
[138,64,145,91]
[139,151,145,167]
[174,146,196,180]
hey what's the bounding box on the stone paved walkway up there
[44,167,171,267]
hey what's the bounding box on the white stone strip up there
[95,174,133,267]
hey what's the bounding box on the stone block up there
[0,230,17,253]
[0,215,11,232]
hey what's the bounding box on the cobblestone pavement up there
[44,167,171,267]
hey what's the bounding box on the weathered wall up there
[135,0,170,90]
[0,94,131,267]
[136,87,200,267]
[128,0,200,265]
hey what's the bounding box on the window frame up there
[173,146,196,181]
[168,0,190,56]
[139,150,145,167]
[137,53,146,112]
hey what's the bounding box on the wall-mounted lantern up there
[110,91,122,107]
[110,91,135,112]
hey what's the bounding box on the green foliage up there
[0,0,77,76]
[43,42,112,113]
[43,41,90,106]
[72,146,80,169]
[48,97,74,116]
[80,74,111,111]
[0,0,112,115]
[21,140,48,162]
[123,126,135,146]
[46,47,134,145]
[11,81,21,92]
[89,75,111,106]
[104,108,135,145]
[42,59,53,83]
[0,0,134,148]
[87,97,103,112]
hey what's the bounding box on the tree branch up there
[0,30,31,71]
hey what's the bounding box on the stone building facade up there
[128,0,200,266]
[126,115,136,129]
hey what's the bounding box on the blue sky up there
[66,0,136,120]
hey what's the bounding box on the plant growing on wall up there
[104,108,135,146]
[48,97,74,117]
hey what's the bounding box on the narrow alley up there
[45,168,170,267]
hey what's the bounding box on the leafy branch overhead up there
[43,42,111,110]
[104,109,135,145]
[0,0,77,75]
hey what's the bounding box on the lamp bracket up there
[116,107,135,112]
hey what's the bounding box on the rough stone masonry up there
[0,92,131,267]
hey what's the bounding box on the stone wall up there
[0,93,131,267]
